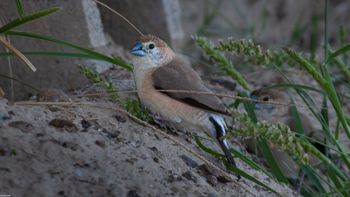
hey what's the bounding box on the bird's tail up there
[208,115,237,169]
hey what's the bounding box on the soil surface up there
[0,78,297,197]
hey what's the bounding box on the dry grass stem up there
[94,0,144,36]
[0,36,37,72]
[82,89,321,110]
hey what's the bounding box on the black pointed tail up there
[209,116,238,169]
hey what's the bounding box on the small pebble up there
[114,114,126,123]
[37,89,70,102]
[217,174,232,183]
[182,171,197,183]
[49,119,77,132]
[57,191,65,196]
[8,121,33,133]
[74,159,90,168]
[207,175,218,186]
[81,119,91,130]
[95,140,106,148]
[167,173,182,183]
[153,157,159,163]
[127,190,140,197]
[180,155,198,168]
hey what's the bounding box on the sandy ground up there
[0,79,298,197]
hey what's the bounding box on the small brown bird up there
[130,35,237,170]
[249,88,325,179]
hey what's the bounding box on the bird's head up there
[131,35,175,69]
[250,89,288,112]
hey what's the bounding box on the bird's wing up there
[152,56,228,115]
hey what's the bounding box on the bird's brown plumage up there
[132,34,238,171]
[152,56,228,115]
[138,34,168,48]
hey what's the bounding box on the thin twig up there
[94,0,144,36]
[81,89,323,110]
[0,36,37,72]
[5,36,14,101]
[0,17,14,101]
[0,73,40,92]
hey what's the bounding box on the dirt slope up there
[0,89,297,197]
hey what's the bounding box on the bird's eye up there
[262,96,269,101]
[149,43,155,49]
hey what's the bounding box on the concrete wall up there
[0,0,349,100]
[0,0,184,101]
[98,0,184,49]
[0,0,98,100]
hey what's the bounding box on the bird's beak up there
[131,41,145,57]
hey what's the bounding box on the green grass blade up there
[338,26,348,65]
[240,92,288,183]
[320,97,329,149]
[195,37,250,90]
[15,0,25,19]
[263,82,350,100]
[330,53,350,83]
[289,97,305,135]
[288,95,327,193]
[284,48,325,86]
[327,44,350,63]
[273,66,329,137]
[0,7,60,33]
[327,167,348,197]
[301,166,326,194]
[229,148,272,178]
[5,31,133,70]
[194,135,224,159]
[335,118,341,140]
[301,188,314,197]
[321,0,350,147]
[285,48,350,146]
[195,133,271,178]
[264,83,324,94]
[273,65,350,181]
[0,51,99,59]
[257,139,289,183]
[322,181,350,196]
[194,135,281,196]
[225,162,281,196]
[240,92,257,122]
[0,73,39,92]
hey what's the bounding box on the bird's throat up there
[134,67,158,95]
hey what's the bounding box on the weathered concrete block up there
[0,0,108,100]
[98,0,184,49]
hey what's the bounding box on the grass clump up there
[79,65,120,102]
[196,36,350,195]
[195,36,251,90]
[79,66,152,123]
[194,0,350,194]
